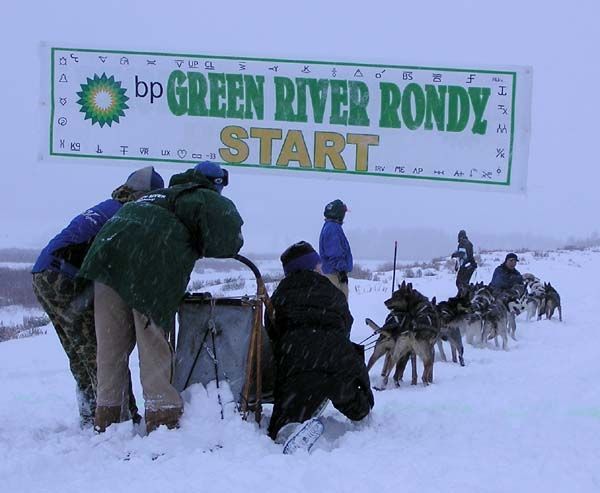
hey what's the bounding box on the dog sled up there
[172,255,274,424]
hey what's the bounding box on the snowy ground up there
[1,249,599,492]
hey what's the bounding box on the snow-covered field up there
[1,249,599,493]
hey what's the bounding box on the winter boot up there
[77,387,96,429]
[282,417,325,455]
[145,407,183,434]
[94,406,123,433]
[80,414,95,429]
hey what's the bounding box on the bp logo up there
[76,73,129,127]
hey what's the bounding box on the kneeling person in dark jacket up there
[266,241,374,442]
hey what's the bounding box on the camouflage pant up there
[32,271,97,424]
[32,271,140,426]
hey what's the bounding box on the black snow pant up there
[268,370,373,440]
[456,264,476,290]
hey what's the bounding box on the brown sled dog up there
[365,282,440,388]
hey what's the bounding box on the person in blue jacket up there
[489,253,524,291]
[319,199,353,299]
[31,166,164,428]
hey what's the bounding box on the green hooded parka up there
[79,168,244,329]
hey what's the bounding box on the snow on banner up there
[41,46,532,191]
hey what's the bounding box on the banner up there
[41,46,532,191]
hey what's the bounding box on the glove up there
[338,271,348,284]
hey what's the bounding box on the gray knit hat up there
[125,166,164,192]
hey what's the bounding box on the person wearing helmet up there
[451,229,477,290]
[319,199,353,299]
[32,166,164,428]
[79,162,243,434]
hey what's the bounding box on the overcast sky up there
[2,0,599,259]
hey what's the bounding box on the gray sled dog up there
[470,284,509,350]
[435,289,471,366]
[495,284,526,341]
[523,273,545,321]
[539,282,562,321]
[459,283,489,346]
[365,282,439,388]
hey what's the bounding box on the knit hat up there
[324,199,347,221]
[194,161,228,194]
[505,253,519,262]
[458,230,467,240]
[280,241,321,275]
[125,166,164,192]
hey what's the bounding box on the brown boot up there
[94,406,123,433]
[145,407,183,434]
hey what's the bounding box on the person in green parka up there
[79,162,244,434]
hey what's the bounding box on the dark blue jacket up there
[32,199,122,278]
[489,264,524,291]
[319,220,353,274]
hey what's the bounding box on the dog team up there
[365,230,563,392]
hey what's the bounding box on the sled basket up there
[173,255,274,423]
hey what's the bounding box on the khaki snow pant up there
[94,282,183,418]
[324,273,349,299]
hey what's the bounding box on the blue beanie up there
[126,166,164,192]
[281,241,321,276]
[194,161,228,194]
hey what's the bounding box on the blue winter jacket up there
[319,220,353,274]
[489,264,524,291]
[32,199,122,278]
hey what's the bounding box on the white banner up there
[41,45,532,192]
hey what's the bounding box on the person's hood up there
[168,168,217,190]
